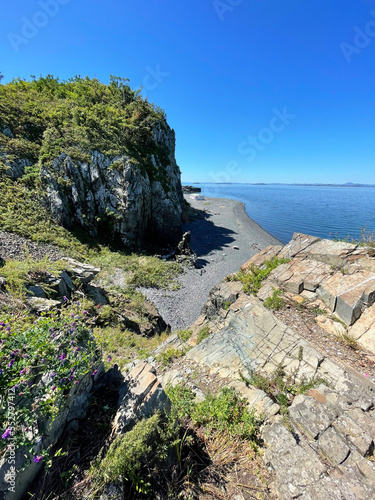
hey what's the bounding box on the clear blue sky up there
[1,0,375,184]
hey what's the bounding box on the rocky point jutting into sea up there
[1,77,375,500]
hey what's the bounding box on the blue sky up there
[1,0,375,184]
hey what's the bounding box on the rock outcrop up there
[152,234,375,499]
[41,126,184,249]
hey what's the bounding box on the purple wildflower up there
[33,455,43,463]
[82,310,88,315]
[8,359,15,368]
[107,356,112,363]
[51,385,56,391]
[2,428,12,439]
[63,296,68,302]
[92,369,98,376]
[59,353,66,361]
[51,372,56,378]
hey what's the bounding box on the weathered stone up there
[63,258,100,284]
[257,281,278,301]
[317,270,375,324]
[289,395,337,440]
[26,284,46,298]
[202,281,243,319]
[278,233,321,259]
[241,244,282,272]
[113,361,170,436]
[303,465,375,500]
[85,284,108,305]
[317,426,350,465]
[228,380,280,419]
[333,412,374,456]
[349,302,375,353]
[300,238,358,267]
[26,297,61,312]
[270,256,332,293]
[315,315,347,338]
[5,157,33,180]
[99,481,124,500]
[262,421,327,499]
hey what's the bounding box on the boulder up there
[241,244,283,272]
[113,361,170,436]
[317,270,375,325]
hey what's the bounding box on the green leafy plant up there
[230,256,290,295]
[197,326,210,344]
[264,288,286,311]
[156,347,186,367]
[92,414,161,494]
[177,329,192,342]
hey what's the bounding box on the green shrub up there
[197,326,210,344]
[156,347,186,367]
[264,288,286,311]
[91,251,183,290]
[177,329,192,342]
[191,387,259,441]
[231,256,290,295]
[92,414,161,493]
[166,383,196,421]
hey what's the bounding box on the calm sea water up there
[188,183,375,244]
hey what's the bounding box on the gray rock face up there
[41,126,183,249]
[113,360,171,436]
[5,158,33,180]
[183,239,375,499]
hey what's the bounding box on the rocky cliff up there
[40,125,183,249]
[0,76,184,250]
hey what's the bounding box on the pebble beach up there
[140,195,282,330]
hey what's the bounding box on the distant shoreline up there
[184,182,375,188]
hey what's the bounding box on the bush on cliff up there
[0,75,183,250]
[0,75,167,175]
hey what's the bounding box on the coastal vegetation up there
[90,384,262,498]
[0,75,167,175]
[229,256,290,295]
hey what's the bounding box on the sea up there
[187,183,375,245]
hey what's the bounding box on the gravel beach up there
[140,196,282,331]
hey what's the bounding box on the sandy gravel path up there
[140,196,282,330]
